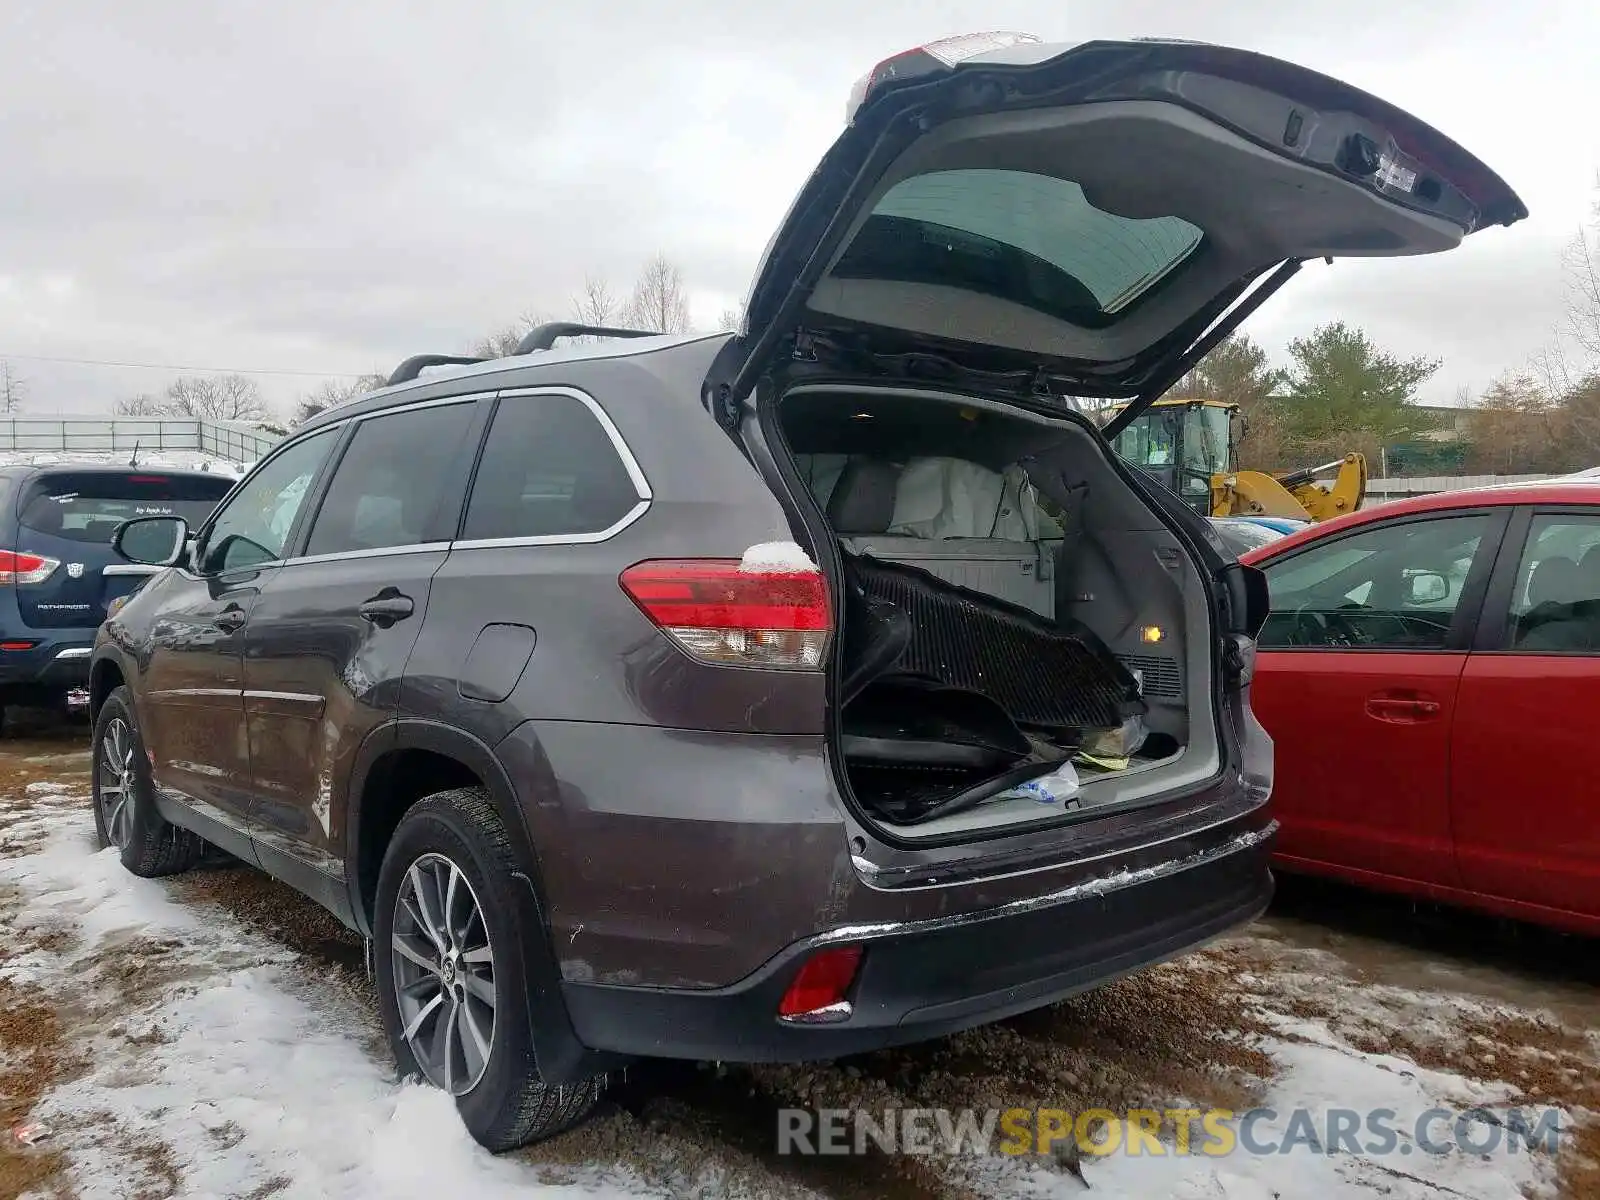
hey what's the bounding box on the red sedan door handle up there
[1365,693,1441,723]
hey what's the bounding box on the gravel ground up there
[2,714,1597,1199]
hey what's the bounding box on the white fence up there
[0,416,282,467]
[1365,473,1558,501]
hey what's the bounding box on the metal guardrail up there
[0,417,281,463]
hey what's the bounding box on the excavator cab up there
[1108,400,1237,514]
[1107,398,1366,523]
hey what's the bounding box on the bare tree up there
[0,360,25,414]
[573,276,620,328]
[117,374,271,421]
[159,374,269,421]
[114,393,163,417]
[470,310,554,358]
[1464,372,1560,474]
[292,374,388,426]
[624,254,694,334]
[715,300,747,334]
[1563,177,1600,370]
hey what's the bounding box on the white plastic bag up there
[995,761,1080,807]
[1082,715,1148,760]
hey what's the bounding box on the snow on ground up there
[0,755,1592,1199]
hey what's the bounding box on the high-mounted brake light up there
[619,556,831,670]
[0,550,60,586]
[845,31,1041,122]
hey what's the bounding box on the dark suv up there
[89,35,1522,1150]
[0,463,233,727]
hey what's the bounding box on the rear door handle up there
[359,590,414,627]
[213,605,246,634]
[1365,693,1441,723]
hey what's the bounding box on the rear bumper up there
[0,636,95,700]
[563,820,1274,1062]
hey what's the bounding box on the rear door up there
[14,471,234,629]
[1250,508,1507,889]
[241,396,486,887]
[1452,506,1600,925]
[718,34,1524,419]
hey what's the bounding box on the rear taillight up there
[0,550,60,586]
[619,557,831,670]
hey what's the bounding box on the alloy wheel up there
[97,717,136,849]
[390,852,498,1095]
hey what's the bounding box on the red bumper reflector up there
[777,945,863,1018]
[0,641,37,651]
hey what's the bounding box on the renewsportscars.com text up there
[776,1105,1565,1159]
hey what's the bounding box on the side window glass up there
[1258,514,1491,650]
[303,402,478,557]
[461,394,643,541]
[1507,514,1600,653]
[198,430,336,574]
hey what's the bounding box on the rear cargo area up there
[778,386,1220,838]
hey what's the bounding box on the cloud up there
[0,0,1592,416]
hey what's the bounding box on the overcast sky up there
[1,0,1595,417]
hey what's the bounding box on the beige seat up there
[826,456,1058,618]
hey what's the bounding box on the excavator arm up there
[1211,453,1367,522]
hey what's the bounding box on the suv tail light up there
[619,558,831,670]
[0,550,60,586]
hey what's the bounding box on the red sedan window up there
[1506,514,1600,652]
[1257,514,1491,650]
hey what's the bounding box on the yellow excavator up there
[1105,397,1367,524]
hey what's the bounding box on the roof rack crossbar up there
[514,323,661,355]
[386,354,488,387]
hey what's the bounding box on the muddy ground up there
[1,712,1597,1199]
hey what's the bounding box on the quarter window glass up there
[304,403,478,557]
[199,431,336,574]
[1258,514,1490,650]
[1506,514,1600,652]
[462,395,641,541]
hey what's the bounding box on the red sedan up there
[1240,479,1600,936]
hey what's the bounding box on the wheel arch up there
[344,717,622,1085]
[88,651,129,721]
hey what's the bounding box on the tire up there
[91,686,204,877]
[373,787,605,1151]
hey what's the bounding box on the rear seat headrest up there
[827,459,900,535]
[1528,556,1580,607]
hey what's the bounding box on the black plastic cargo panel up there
[845,554,1145,733]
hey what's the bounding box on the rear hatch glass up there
[15,472,233,628]
[835,169,1205,327]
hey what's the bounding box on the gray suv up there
[89,34,1522,1150]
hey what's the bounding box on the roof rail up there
[385,354,488,386]
[514,323,660,355]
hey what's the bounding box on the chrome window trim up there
[229,391,492,569]
[449,385,654,550]
[347,392,485,423]
[280,541,451,567]
[189,386,652,568]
